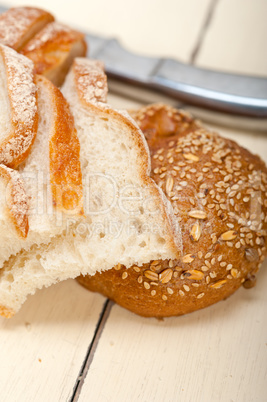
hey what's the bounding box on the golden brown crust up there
[21,22,87,86]
[78,104,267,317]
[0,164,29,239]
[73,59,107,103]
[0,45,38,168]
[0,6,54,51]
[71,60,182,257]
[36,75,83,215]
[0,304,14,318]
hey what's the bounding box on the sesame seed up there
[122,272,128,279]
[167,287,174,294]
[183,285,190,292]
[133,266,141,272]
[144,281,150,290]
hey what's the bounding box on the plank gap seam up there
[69,299,113,402]
[190,0,220,64]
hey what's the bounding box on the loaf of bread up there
[78,104,267,317]
[0,6,87,86]
[0,59,181,318]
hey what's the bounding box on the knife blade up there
[87,34,267,119]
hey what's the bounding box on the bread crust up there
[0,304,14,318]
[36,75,83,215]
[21,22,87,86]
[0,6,54,51]
[78,104,267,317]
[0,45,38,168]
[71,59,182,257]
[0,164,29,239]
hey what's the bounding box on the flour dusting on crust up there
[0,7,51,49]
[0,45,38,166]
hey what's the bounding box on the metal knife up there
[87,33,267,121]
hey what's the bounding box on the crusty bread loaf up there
[0,44,38,168]
[0,6,54,51]
[78,104,267,317]
[0,47,83,268]
[0,7,87,87]
[21,22,87,87]
[0,60,182,317]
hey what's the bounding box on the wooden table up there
[0,0,266,401]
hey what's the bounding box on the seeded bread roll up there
[78,104,267,317]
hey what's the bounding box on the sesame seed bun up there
[77,104,267,317]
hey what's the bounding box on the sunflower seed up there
[144,270,159,281]
[220,230,238,241]
[190,222,202,241]
[159,268,173,284]
[182,254,195,263]
[183,153,199,162]
[188,210,207,219]
[184,270,204,280]
[210,280,227,289]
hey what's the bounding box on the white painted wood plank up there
[2,0,212,61]
[196,0,267,76]
[79,263,267,402]
[0,280,106,402]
